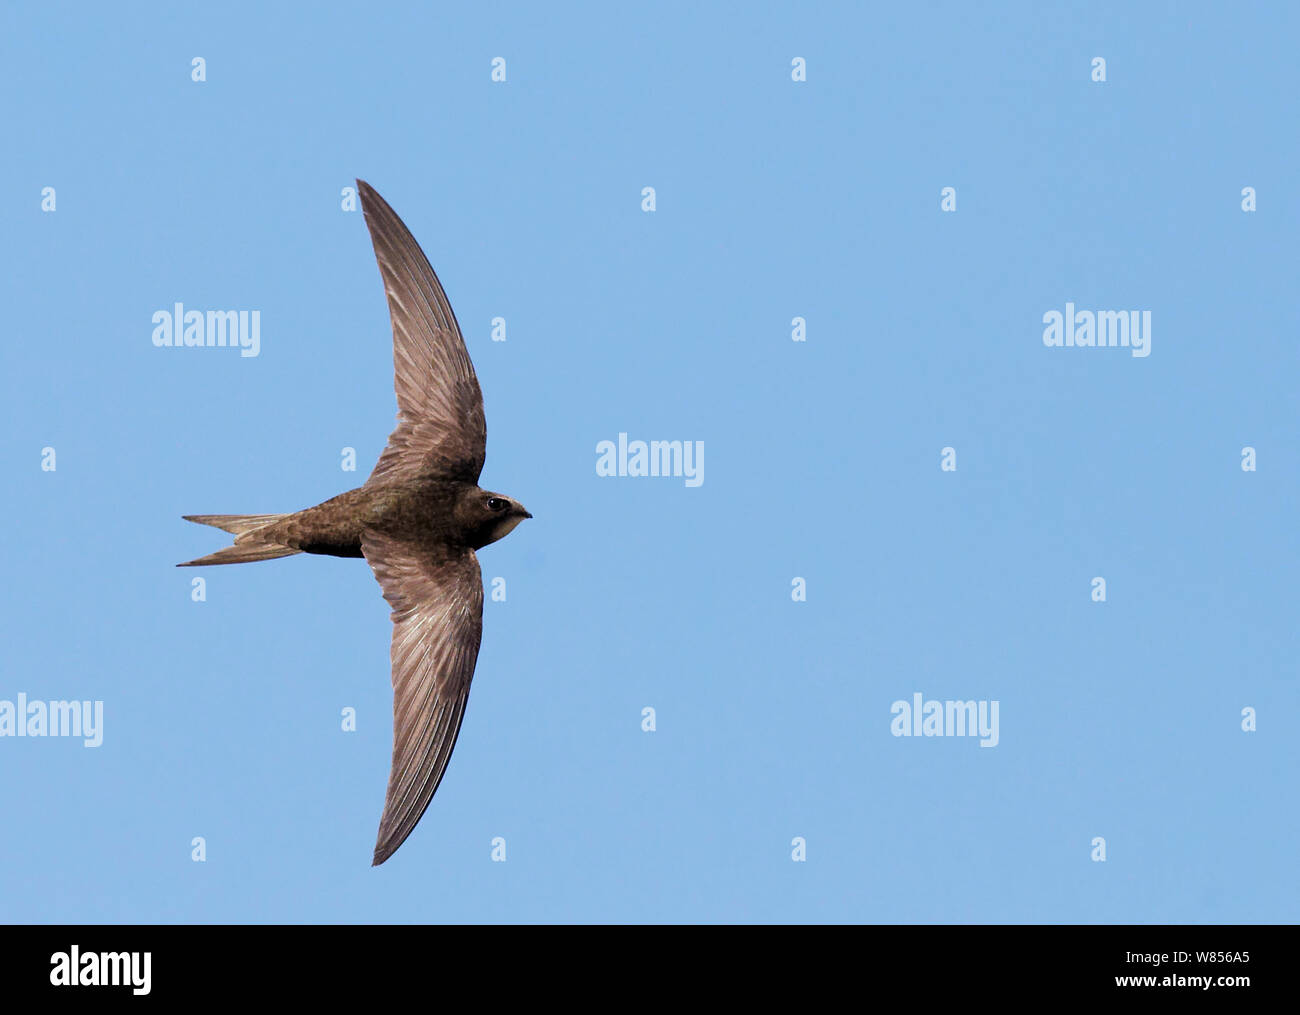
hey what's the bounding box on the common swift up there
[179,180,531,865]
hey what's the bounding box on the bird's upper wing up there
[357,179,487,485]
[362,530,484,866]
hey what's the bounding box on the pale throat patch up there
[488,513,525,543]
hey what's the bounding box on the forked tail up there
[178,513,301,566]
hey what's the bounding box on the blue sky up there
[1,2,1297,923]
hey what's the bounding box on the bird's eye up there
[486,497,507,512]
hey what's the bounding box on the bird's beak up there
[520,508,533,519]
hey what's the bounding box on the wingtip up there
[372,829,407,866]
[372,830,393,866]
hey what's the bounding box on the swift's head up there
[456,488,532,549]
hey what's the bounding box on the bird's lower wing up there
[361,530,484,866]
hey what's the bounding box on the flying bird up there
[179,180,531,865]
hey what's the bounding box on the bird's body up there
[179,180,530,865]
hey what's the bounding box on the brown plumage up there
[179,180,531,865]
